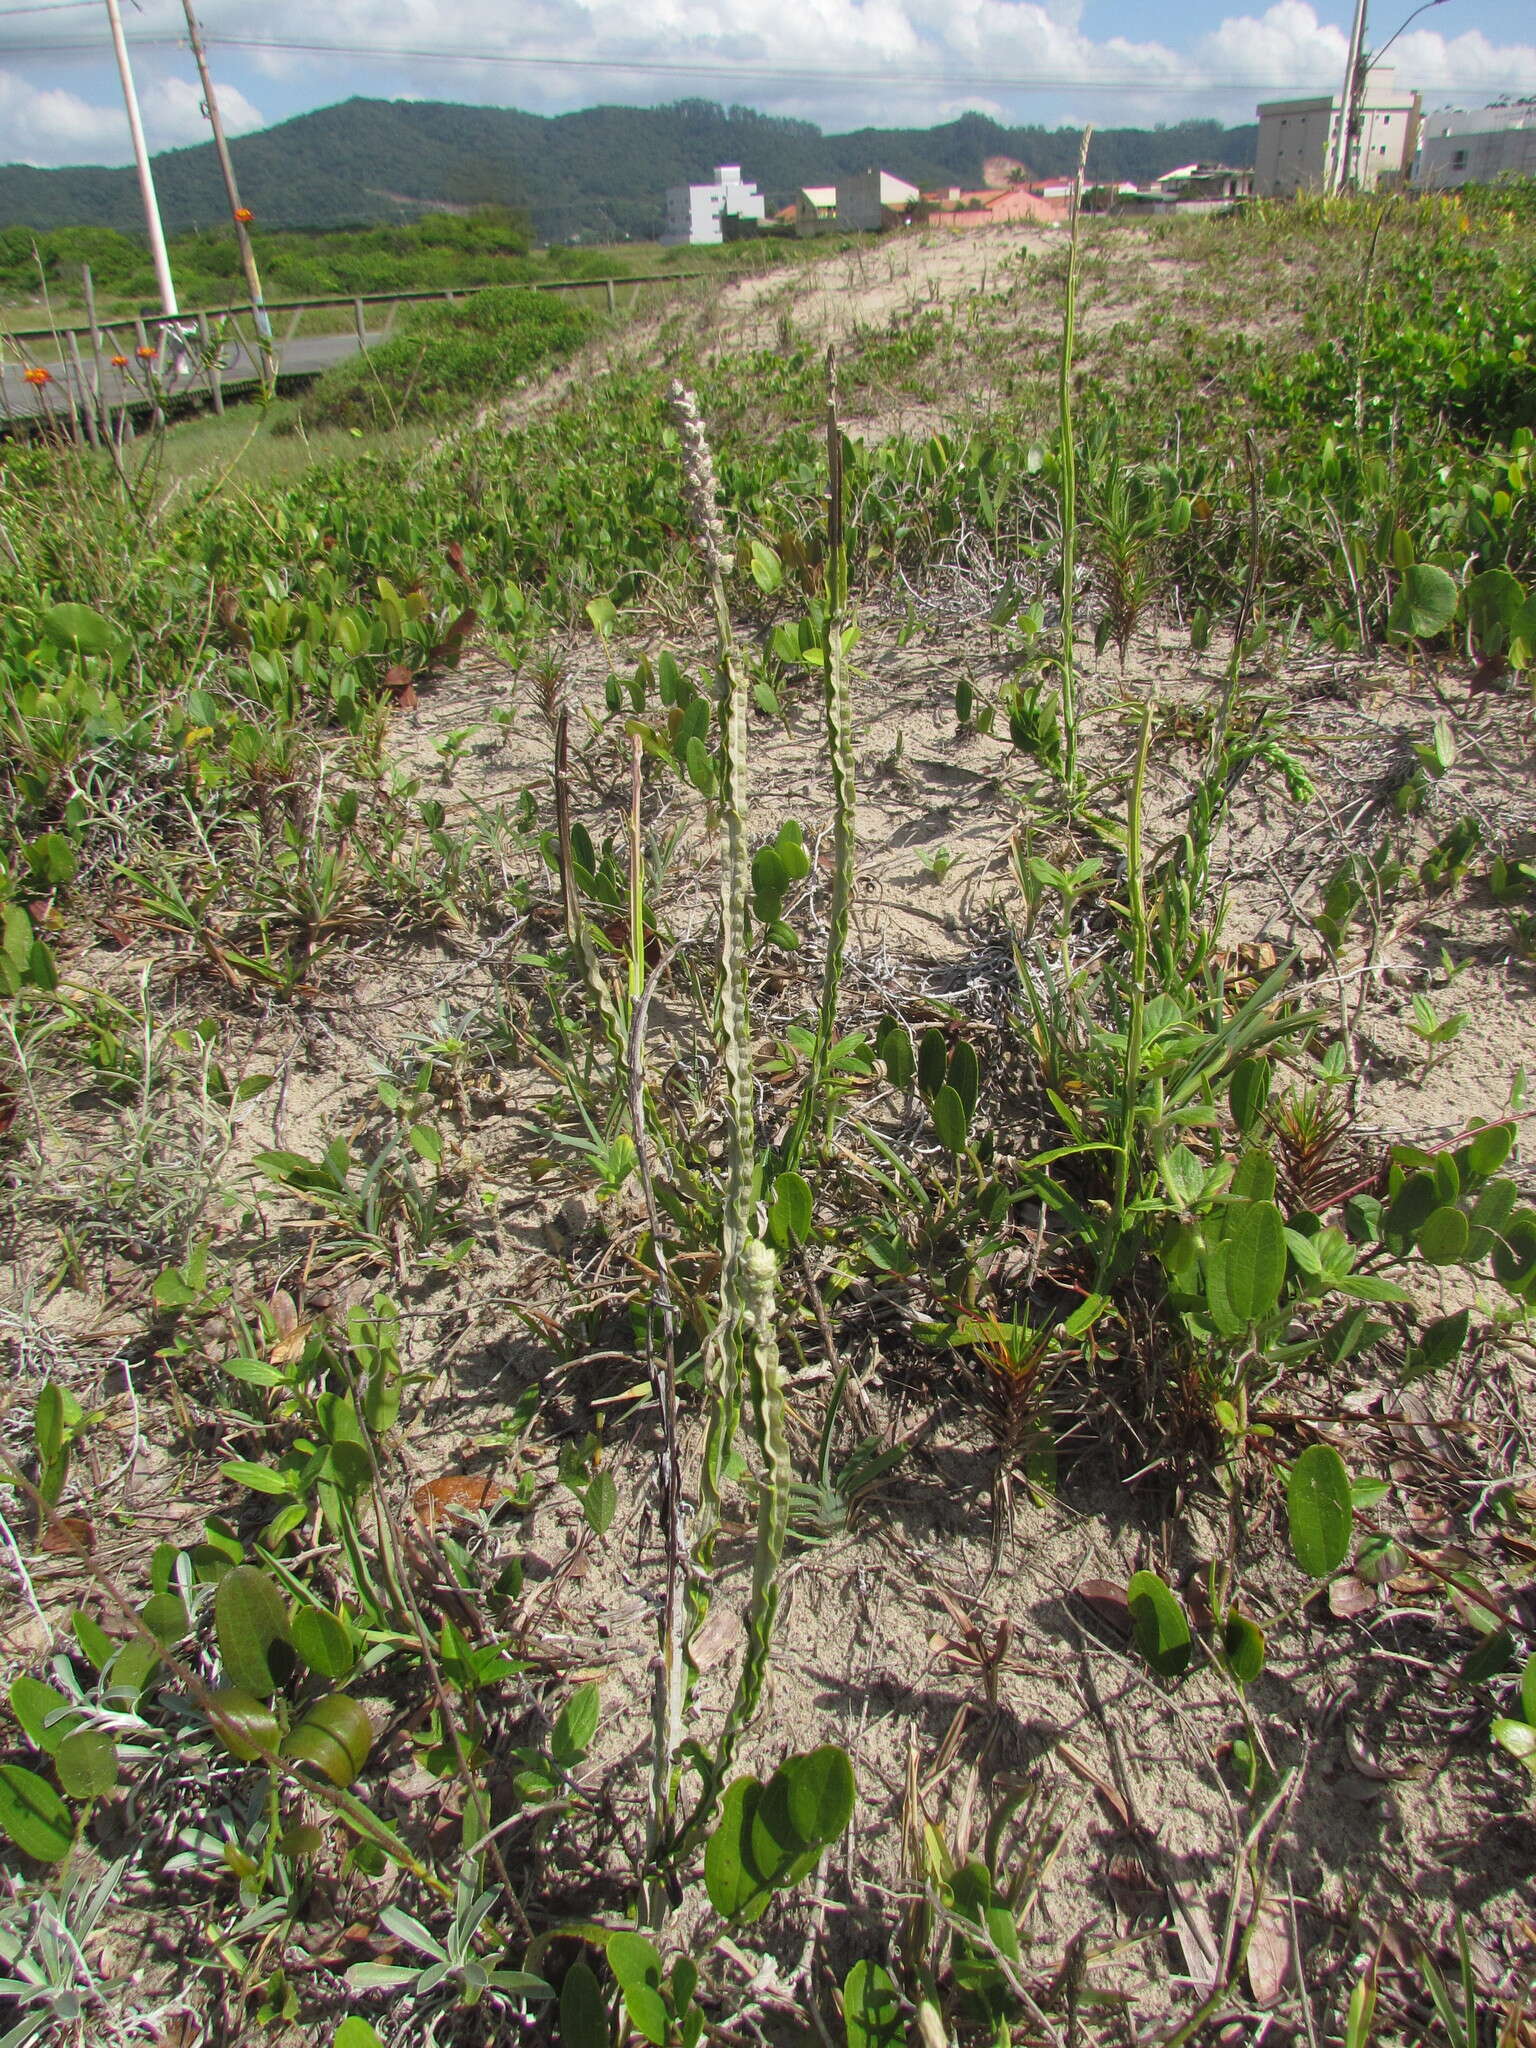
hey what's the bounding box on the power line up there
[1,25,1531,97]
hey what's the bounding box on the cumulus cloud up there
[3,0,1534,166]
[0,59,264,166]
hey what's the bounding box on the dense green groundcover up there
[291,286,601,431]
[1,188,1534,953]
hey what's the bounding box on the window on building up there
[1451,148,1468,168]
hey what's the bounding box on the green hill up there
[0,96,1257,243]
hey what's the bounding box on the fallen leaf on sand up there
[1246,1898,1292,2006]
[412,1473,504,1530]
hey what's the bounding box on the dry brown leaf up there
[1246,1898,1292,2007]
[1073,1578,1132,1637]
[1329,1575,1378,1618]
[41,1514,95,1556]
[382,662,418,708]
[1055,1740,1131,1828]
[411,1473,504,1531]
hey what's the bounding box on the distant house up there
[1150,162,1254,203]
[794,186,838,237]
[660,165,767,246]
[835,169,922,233]
[1418,101,1536,188]
[922,185,1069,228]
[1255,70,1420,196]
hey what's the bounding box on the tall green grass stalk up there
[1102,698,1153,1289]
[666,381,788,1834]
[785,348,857,1170]
[1057,126,1093,796]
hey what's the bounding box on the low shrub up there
[293,284,598,431]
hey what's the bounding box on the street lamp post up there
[1338,0,1451,193]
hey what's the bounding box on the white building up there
[1255,70,1421,196]
[835,169,921,233]
[1418,101,1536,188]
[661,165,767,246]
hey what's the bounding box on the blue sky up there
[3,0,1535,168]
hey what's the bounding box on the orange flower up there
[234,206,254,223]
[135,344,157,360]
[23,365,51,386]
[110,353,129,368]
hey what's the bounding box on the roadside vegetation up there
[0,183,1534,2048]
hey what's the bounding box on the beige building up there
[794,186,838,237]
[1255,70,1420,196]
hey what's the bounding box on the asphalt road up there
[0,330,378,423]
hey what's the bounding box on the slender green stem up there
[1057,125,1093,798]
[1102,699,1153,1288]
[785,348,856,1171]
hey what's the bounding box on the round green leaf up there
[704,1775,769,1922]
[917,1027,948,1102]
[1492,1210,1536,1297]
[1221,1610,1266,1687]
[9,1676,78,1756]
[606,1932,667,2047]
[1228,1057,1272,1136]
[877,1019,915,1090]
[931,1083,969,1156]
[0,1763,74,1862]
[1387,563,1459,641]
[767,1170,813,1249]
[1492,1716,1536,1765]
[41,602,126,661]
[205,1687,281,1762]
[1225,1199,1286,1323]
[214,1564,294,1696]
[1286,1444,1353,1579]
[139,1592,190,1645]
[557,1961,609,2048]
[844,1959,905,2048]
[781,1743,856,1849]
[290,1605,356,1680]
[947,1039,980,1121]
[1523,1651,1536,1728]
[282,1693,373,1787]
[1465,1121,1515,1179]
[1126,1570,1192,1678]
[1416,1205,1470,1266]
[54,1727,118,1800]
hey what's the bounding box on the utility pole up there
[104,0,178,317]
[178,0,277,387]
[1333,0,1369,192]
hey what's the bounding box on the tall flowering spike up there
[667,379,731,574]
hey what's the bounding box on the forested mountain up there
[0,97,1257,242]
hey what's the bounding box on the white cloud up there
[3,0,1534,167]
[0,59,264,167]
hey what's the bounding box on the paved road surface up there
[1,329,379,424]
